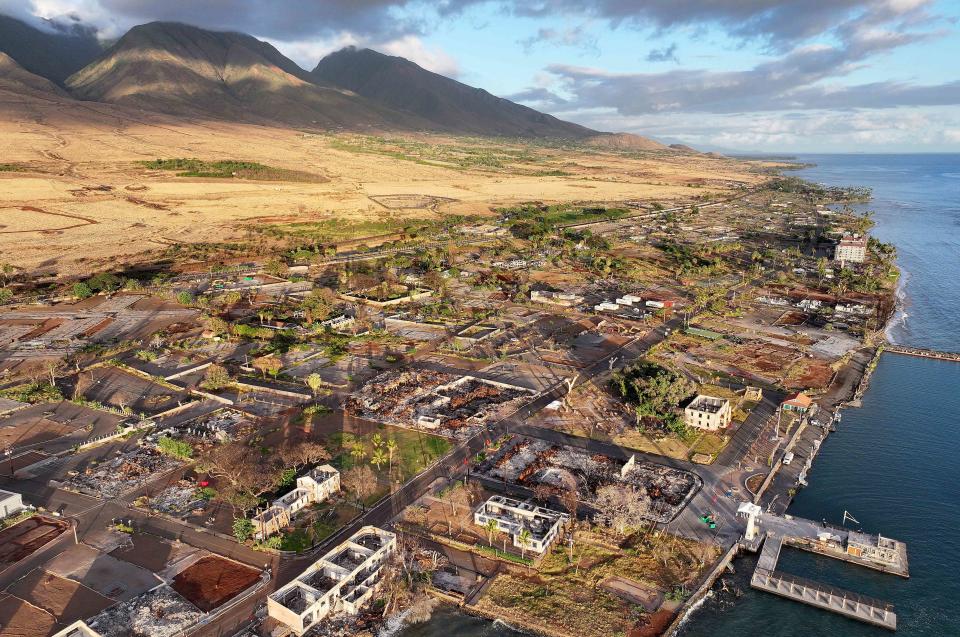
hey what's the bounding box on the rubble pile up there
[64,447,183,498]
[349,370,531,438]
[475,435,697,522]
[88,586,202,637]
[149,481,205,516]
[347,369,452,418]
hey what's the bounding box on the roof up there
[685,327,724,340]
[687,395,729,413]
[783,392,813,407]
[839,235,868,247]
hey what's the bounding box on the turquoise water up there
[794,154,960,352]
[402,154,960,636]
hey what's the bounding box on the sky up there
[4,0,960,152]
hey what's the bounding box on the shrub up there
[157,436,193,459]
[72,282,93,299]
[233,517,255,542]
[87,272,122,292]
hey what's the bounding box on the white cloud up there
[559,106,960,151]
[263,33,362,70]
[267,33,461,76]
[378,35,461,77]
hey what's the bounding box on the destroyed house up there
[474,495,568,554]
[684,395,732,431]
[268,526,396,635]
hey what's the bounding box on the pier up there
[739,506,907,630]
[885,344,960,362]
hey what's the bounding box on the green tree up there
[0,262,14,287]
[176,291,194,306]
[206,316,229,336]
[517,528,532,559]
[87,272,122,292]
[232,517,255,542]
[611,360,693,426]
[816,257,828,285]
[484,518,499,546]
[304,373,324,397]
[264,258,288,278]
[201,364,231,391]
[72,282,93,299]
[386,438,398,472]
[0,288,12,304]
[371,448,388,471]
[252,354,281,378]
[350,440,367,464]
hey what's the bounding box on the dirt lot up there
[108,532,190,573]
[0,516,68,569]
[0,450,48,476]
[7,569,115,625]
[68,366,191,416]
[46,542,162,601]
[0,84,763,278]
[0,592,56,637]
[171,556,260,612]
[0,401,124,456]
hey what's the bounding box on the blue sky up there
[6,0,960,152]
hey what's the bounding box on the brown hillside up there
[0,52,70,98]
[584,132,671,152]
[66,22,430,130]
[312,46,596,139]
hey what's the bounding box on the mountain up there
[0,52,70,98]
[66,22,429,129]
[582,132,671,152]
[312,46,596,139]
[0,14,103,86]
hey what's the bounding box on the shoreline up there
[397,180,904,637]
[663,176,902,634]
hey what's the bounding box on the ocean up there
[400,154,960,637]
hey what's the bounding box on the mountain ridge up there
[311,46,597,139]
[65,21,431,130]
[0,14,103,86]
[0,15,673,146]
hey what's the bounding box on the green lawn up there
[256,217,435,243]
[329,425,451,479]
[140,158,325,182]
[325,424,452,505]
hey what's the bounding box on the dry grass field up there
[0,85,766,278]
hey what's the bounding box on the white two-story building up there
[473,495,568,554]
[253,465,340,539]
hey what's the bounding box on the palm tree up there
[517,528,532,559]
[371,448,388,471]
[371,432,384,449]
[386,438,398,471]
[484,518,499,546]
[350,440,367,465]
[305,373,324,397]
